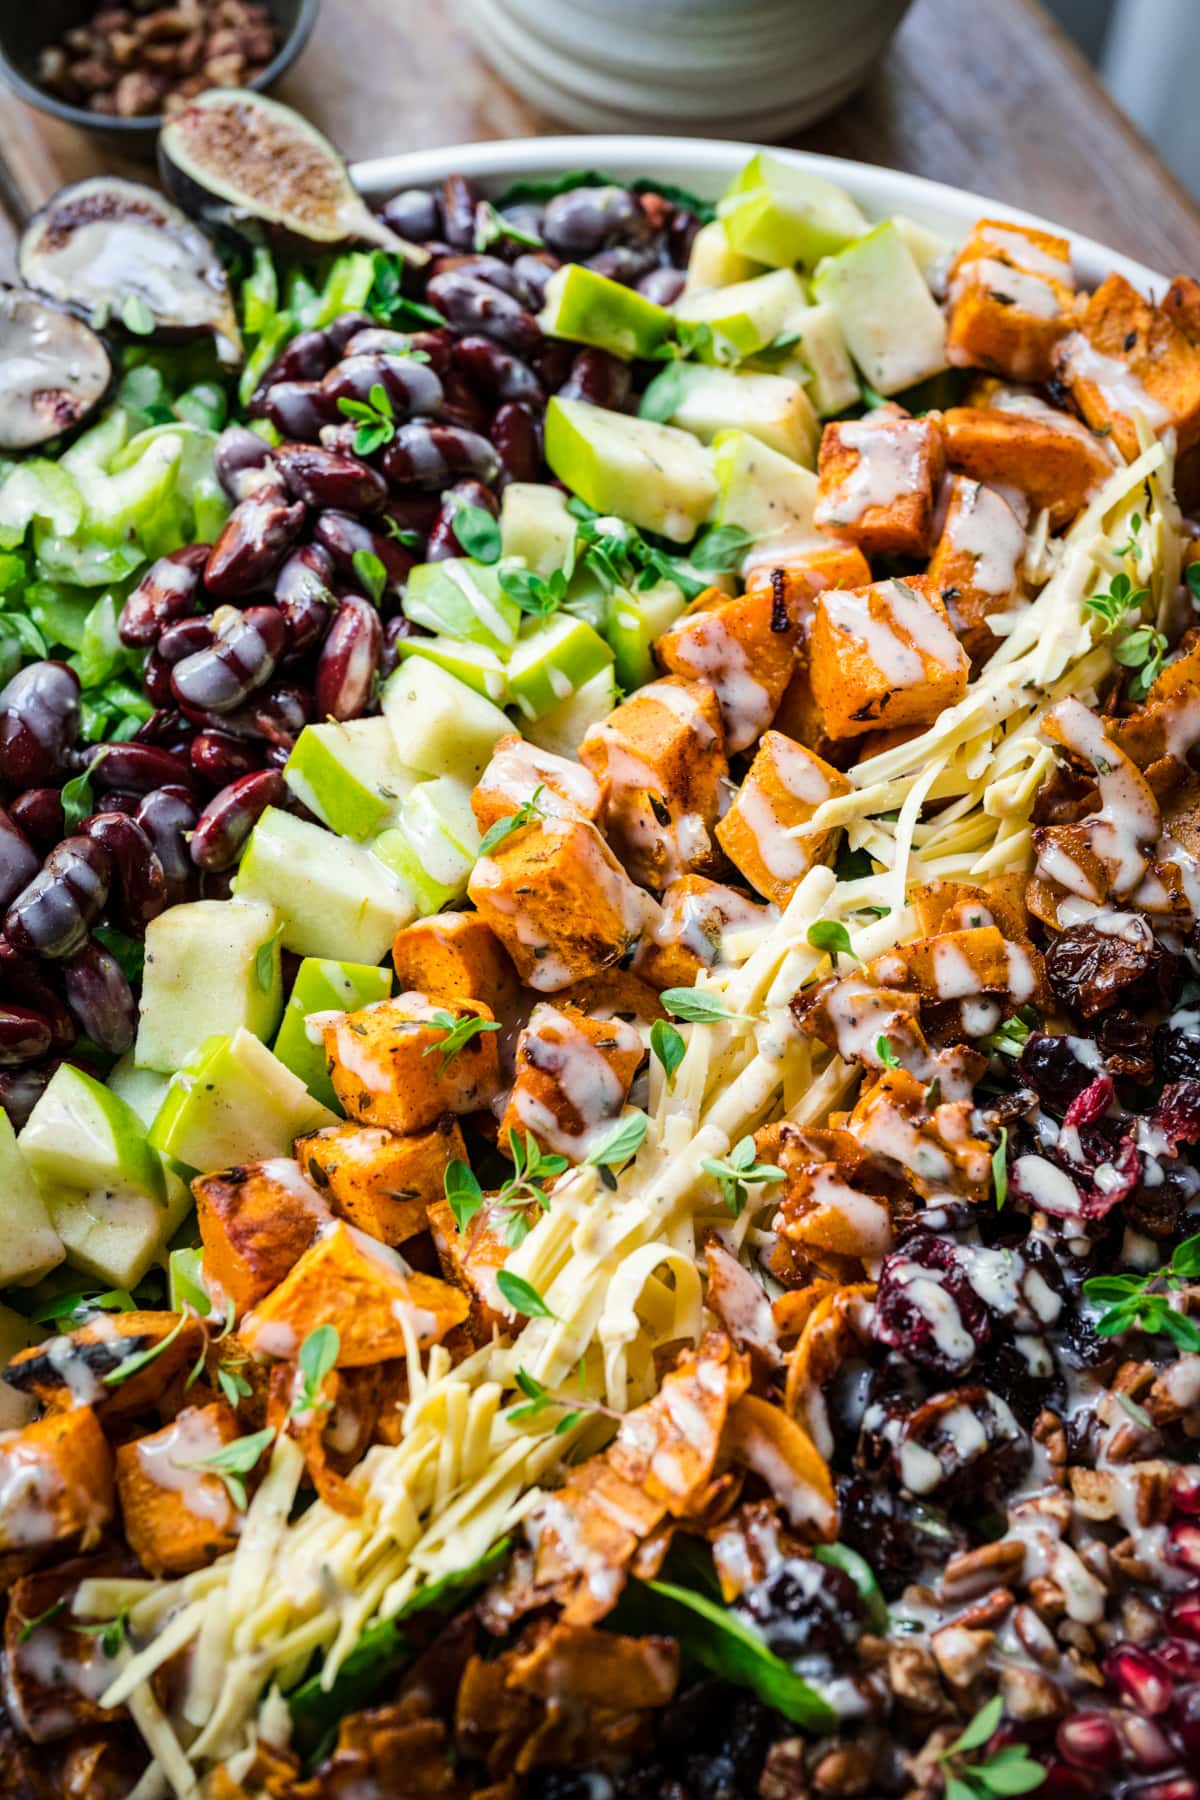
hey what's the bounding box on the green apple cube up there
[711,429,820,562]
[507,612,614,720]
[545,397,717,544]
[717,153,868,268]
[381,658,510,782]
[402,557,521,652]
[683,220,765,294]
[149,1028,337,1172]
[525,666,617,758]
[273,957,393,1109]
[892,213,954,281]
[285,717,419,841]
[233,808,416,963]
[47,1171,193,1290]
[0,1111,63,1287]
[20,1063,166,1205]
[607,578,687,692]
[754,302,860,417]
[642,364,818,467]
[107,1053,173,1129]
[0,1305,44,1429]
[373,776,481,915]
[673,267,808,361]
[394,634,509,704]
[134,897,283,1074]
[812,222,949,395]
[500,482,577,577]
[540,263,673,359]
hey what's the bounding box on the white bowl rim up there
[351,133,1167,298]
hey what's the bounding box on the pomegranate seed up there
[1057,1709,1121,1769]
[1168,1522,1200,1574]
[1037,1766,1093,1800]
[1118,1713,1176,1771]
[1105,1644,1173,1715]
[1158,1635,1200,1678]
[1173,1467,1200,1516]
[1126,1783,1200,1800]
[1172,1595,1200,1642]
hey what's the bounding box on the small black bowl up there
[0,0,320,152]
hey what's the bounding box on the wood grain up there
[0,0,1196,275]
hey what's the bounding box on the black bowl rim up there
[0,0,321,136]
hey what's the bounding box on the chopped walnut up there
[999,1664,1067,1720]
[931,1624,994,1686]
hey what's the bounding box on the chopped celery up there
[301,253,376,330]
[0,461,84,550]
[241,247,279,336]
[24,581,94,652]
[239,310,294,408]
[74,593,123,688]
[176,382,228,431]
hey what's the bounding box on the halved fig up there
[19,176,242,369]
[0,288,113,451]
[158,88,428,266]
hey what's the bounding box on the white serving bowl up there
[351,135,1165,298]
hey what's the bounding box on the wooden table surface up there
[0,0,1197,275]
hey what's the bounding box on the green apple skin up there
[0,1111,64,1287]
[749,301,860,417]
[673,267,808,362]
[507,613,614,721]
[20,1063,166,1204]
[717,153,868,268]
[545,397,718,544]
[381,658,511,783]
[641,363,818,467]
[402,557,521,652]
[500,483,577,576]
[394,635,509,704]
[607,579,687,691]
[711,428,820,567]
[540,263,674,359]
[233,808,416,964]
[149,1028,337,1172]
[107,1053,172,1129]
[524,666,618,758]
[284,718,419,842]
[273,958,393,1110]
[0,1305,44,1428]
[373,774,481,916]
[134,897,283,1074]
[811,221,949,395]
[683,220,766,295]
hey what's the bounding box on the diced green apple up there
[524,666,617,758]
[500,483,577,576]
[545,397,717,544]
[751,302,860,417]
[107,1054,172,1129]
[273,958,393,1110]
[0,1110,63,1287]
[812,221,949,395]
[380,658,511,782]
[540,263,673,359]
[711,429,820,561]
[642,363,818,466]
[607,578,687,691]
[135,897,283,1073]
[673,267,808,361]
[0,1305,45,1428]
[683,220,765,294]
[891,213,954,283]
[395,635,509,704]
[717,153,868,268]
[373,776,481,915]
[149,1028,336,1171]
[20,1063,166,1205]
[233,808,416,963]
[284,717,419,841]
[47,1172,193,1290]
[402,557,521,652]
[506,612,614,720]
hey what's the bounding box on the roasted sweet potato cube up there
[845,1067,992,1202]
[900,925,1044,1013]
[322,993,501,1132]
[809,577,968,739]
[499,1003,643,1162]
[471,733,604,836]
[296,1117,468,1246]
[115,1401,241,1577]
[391,912,520,1022]
[240,1220,469,1364]
[1163,274,1200,345]
[655,583,806,753]
[715,730,850,906]
[910,876,1029,941]
[1055,272,1200,459]
[926,474,1027,664]
[770,654,846,764]
[743,544,873,647]
[195,1160,330,1317]
[0,1407,113,1554]
[560,968,666,1025]
[5,1560,127,1743]
[765,1122,895,1264]
[945,218,1076,381]
[426,1195,512,1341]
[468,816,659,991]
[634,875,771,989]
[578,677,728,890]
[814,410,945,557]
[4,1309,204,1420]
[943,400,1113,530]
[508,1623,679,1709]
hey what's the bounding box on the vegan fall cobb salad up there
[0,91,1197,1798]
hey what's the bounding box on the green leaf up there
[1082,1274,1143,1303]
[806,920,859,963]
[254,928,280,995]
[992,1126,1009,1211]
[445,1158,484,1233]
[30,1287,135,1325]
[639,363,686,424]
[974,1755,1046,1796]
[1171,1232,1200,1278]
[661,986,740,1024]
[814,1543,888,1632]
[1186,562,1200,605]
[496,1270,557,1321]
[102,1312,188,1387]
[18,1598,67,1641]
[1158,1308,1200,1351]
[945,1780,980,1800]
[422,1008,503,1069]
[474,200,543,252]
[453,504,502,564]
[650,1019,685,1086]
[183,1426,275,1509]
[59,763,95,831]
[586,1110,648,1168]
[93,925,144,983]
[78,1606,132,1658]
[217,1364,253,1406]
[476,786,545,856]
[638,1579,836,1729]
[688,524,754,574]
[947,1694,1004,1756]
[875,1034,901,1069]
[293,1325,340,1414]
[352,549,387,604]
[121,295,156,336]
[498,566,561,618]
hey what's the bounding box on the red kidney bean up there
[204,492,306,599]
[118,544,209,648]
[274,561,334,656]
[4,835,111,958]
[587,244,660,285]
[240,680,311,748]
[61,940,135,1056]
[143,650,174,707]
[171,606,287,714]
[437,369,491,436]
[133,709,196,760]
[311,511,414,596]
[667,206,700,267]
[0,662,81,790]
[314,597,382,721]
[381,188,442,242]
[0,1006,52,1065]
[321,352,444,420]
[638,266,686,307]
[426,479,500,562]
[0,806,39,909]
[341,328,453,376]
[559,347,633,411]
[511,251,560,310]
[535,339,576,395]
[491,401,542,484]
[425,273,541,356]
[249,327,337,408]
[384,495,440,537]
[428,252,530,300]
[81,813,165,934]
[272,443,389,514]
[441,173,482,250]
[542,185,647,257]
[87,741,195,797]
[189,770,286,871]
[452,335,544,408]
[261,379,339,443]
[157,616,216,667]
[9,789,63,852]
[324,312,377,354]
[380,611,426,678]
[0,942,75,1050]
[213,425,273,500]
[135,784,198,907]
[188,731,258,787]
[0,1062,55,1127]
[383,422,501,491]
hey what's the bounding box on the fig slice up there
[158,88,428,266]
[19,176,243,369]
[0,288,113,452]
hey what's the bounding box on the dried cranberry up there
[1095,1009,1156,1082]
[733,1557,861,1659]
[873,1234,991,1376]
[835,1472,965,1597]
[1018,1033,1098,1113]
[1157,1015,1200,1083]
[1045,918,1175,1021]
[1152,1079,1200,1147]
